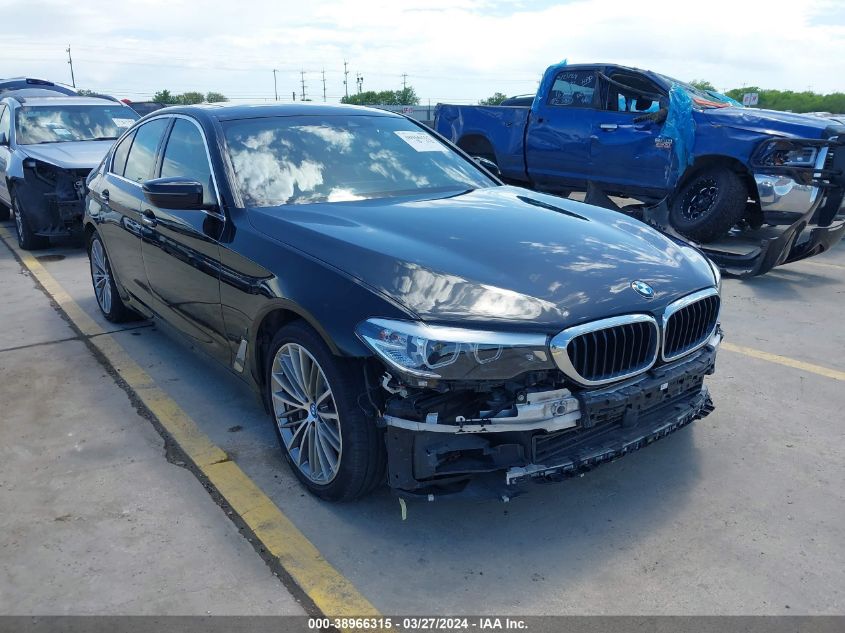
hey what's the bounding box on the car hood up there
[18,140,114,170]
[248,187,716,331]
[702,107,843,139]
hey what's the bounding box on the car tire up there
[11,189,49,250]
[266,321,386,501]
[0,200,9,222]
[669,167,747,243]
[88,231,137,323]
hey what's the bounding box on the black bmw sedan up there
[84,103,722,501]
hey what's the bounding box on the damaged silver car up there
[0,92,138,249]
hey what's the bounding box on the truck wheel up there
[11,189,49,250]
[669,167,747,243]
[266,321,386,501]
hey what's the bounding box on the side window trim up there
[158,114,224,215]
[110,129,137,178]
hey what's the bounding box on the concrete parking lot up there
[1,218,843,616]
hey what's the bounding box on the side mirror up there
[142,177,205,210]
[473,156,501,178]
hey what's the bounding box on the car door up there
[525,67,599,192]
[589,70,673,196]
[92,117,170,308]
[0,105,12,206]
[140,116,229,364]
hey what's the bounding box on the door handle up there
[599,123,618,131]
[101,189,109,202]
[140,209,157,227]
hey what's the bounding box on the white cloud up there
[1,0,843,103]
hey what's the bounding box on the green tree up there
[341,86,419,106]
[177,91,205,105]
[76,88,97,96]
[689,79,716,92]
[152,89,178,104]
[479,92,508,105]
[205,91,228,103]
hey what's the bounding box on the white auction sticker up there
[112,118,135,128]
[394,130,448,152]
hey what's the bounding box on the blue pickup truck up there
[435,63,845,274]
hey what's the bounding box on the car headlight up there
[707,257,722,292]
[356,318,553,382]
[755,140,819,168]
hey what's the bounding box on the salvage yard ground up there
[1,218,844,616]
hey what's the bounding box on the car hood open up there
[19,140,115,170]
[248,187,716,331]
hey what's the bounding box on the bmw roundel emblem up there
[631,280,655,298]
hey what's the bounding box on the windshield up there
[15,105,139,144]
[222,114,494,207]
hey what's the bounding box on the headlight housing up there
[755,140,819,168]
[706,256,722,292]
[356,318,553,382]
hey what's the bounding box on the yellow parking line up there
[0,227,378,619]
[722,341,845,382]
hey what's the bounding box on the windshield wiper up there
[89,136,120,141]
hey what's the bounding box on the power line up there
[343,60,349,99]
[300,70,307,101]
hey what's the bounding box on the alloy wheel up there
[270,343,342,484]
[90,239,113,315]
[13,198,24,242]
[682,178,719,221]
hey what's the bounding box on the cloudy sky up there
[1,0,843,104]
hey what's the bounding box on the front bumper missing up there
[384,341,719,498]
[16,168,87,237]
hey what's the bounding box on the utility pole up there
[343,60,349,99]
[356,73,363,94]
[272,69,279,101]
[300,70,307,101]
[66,45,76,88]
[292,91,296,102]
[401,73,408,91]
[322,69,327,102]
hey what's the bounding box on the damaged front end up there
[358,301,721,499]
[15,158,89,237]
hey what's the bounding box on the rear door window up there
[0,106,10,141]
[110,131,136,177]
[547,70,597,107]
[123,118,169,184]
[159,118,216,206]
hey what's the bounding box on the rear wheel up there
[11,189,49,250]
[266,321,385,501]
[88,232,136,322]
[669,167,747,243]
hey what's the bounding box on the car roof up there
[147,102,402,122]
[0,77,77,95]
[3,95,127,107]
